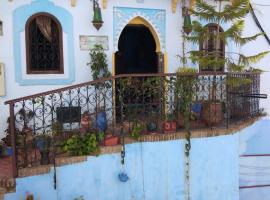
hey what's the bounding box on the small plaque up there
[80,35,109,50]
[56,106,81,123]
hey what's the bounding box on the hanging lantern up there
[92,0,103,30]
[183,14,192,35]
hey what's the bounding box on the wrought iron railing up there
[4,72,262,177]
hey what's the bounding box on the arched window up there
[200,23,225,72]
[25,13,63,74]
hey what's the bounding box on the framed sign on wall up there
[80,35,109,50]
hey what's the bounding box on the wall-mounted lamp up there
[0,21,3,36]
[91,0,103,30]
[183,11,192,35]
[182,1,192,35]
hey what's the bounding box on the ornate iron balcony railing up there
[4,72,263,177]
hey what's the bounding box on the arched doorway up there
[114,19,164,123]
[115,16,164,74]
[115,24,158,74]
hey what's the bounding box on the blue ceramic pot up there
[95,111,107,132]
[118,172,129,182]
[5,146,13,156]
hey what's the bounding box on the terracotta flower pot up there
[202,102,223,126]
[104,135,119,146]
[163,121,177,133]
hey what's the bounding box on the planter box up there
[163,121,177,133]
[104,135,119,146]
[202,102,223,126]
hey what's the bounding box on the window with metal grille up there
[25,13,63,74]
[200,23,225,72]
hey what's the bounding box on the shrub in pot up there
[129,122,144,140]
[62,133,99,156]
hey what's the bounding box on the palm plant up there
[187,0,268,78]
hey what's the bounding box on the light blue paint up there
[238,119,270,200]
[13,0,75,85]
[4,134,239,200]
[113,7,166,51]
[239,118,270,155]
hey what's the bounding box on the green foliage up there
[88,44,111,80]
[175,67,197,129]
[62,133,99,156]
[129,122,144,140]
[97,131,105,143]
[186,0,269,74]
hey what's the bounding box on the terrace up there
[0,72,264,181]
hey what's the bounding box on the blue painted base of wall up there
[4,135,239,200]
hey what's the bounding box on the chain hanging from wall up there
[118,127,129,183]
[181,1,192,200]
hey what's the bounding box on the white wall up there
[0,0,182,138]
[0,0,270,139]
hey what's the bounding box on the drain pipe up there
[249,3,270,46]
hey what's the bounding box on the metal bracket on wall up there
[0,63,6,96]
[0,20,3,36]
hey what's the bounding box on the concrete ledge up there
[55,156,87,167]
[18,165,51,178]
[14,117,259,179]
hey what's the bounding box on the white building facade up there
[0,0,269,138]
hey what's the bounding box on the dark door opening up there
[115,25,161,123]
[115,24,158,75]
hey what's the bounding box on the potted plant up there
[104,133,119,146]
[2,117,13,156]
[80,112,92,135]
[62,133,99,156]
[34,134,51,165]
[163,113,177,133]
[129,122,144,140]
[88,44,111,134]
[186,0,269,126]
[147,121,158,134]
[175,67,197,128]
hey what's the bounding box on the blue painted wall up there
[4,134,239,200]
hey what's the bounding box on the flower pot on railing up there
[202,102,223,126]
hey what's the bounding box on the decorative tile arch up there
[113,7,166,52]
